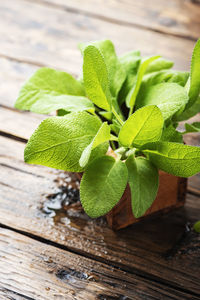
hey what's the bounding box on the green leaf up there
[145,57,173,73]
[143,141,200,177]
[186,39,200,109]
[30,95,95,114]
[193,221,200,233]
[126,56,160,109]
[15,68,85,111]
[79,122,111,167]
[126,156,159,218]
[184,122,200,133]
[119,105,164,147]
[93,40,126,98]
[80,156,128,218]
[176,40,200,120]
[81,40,126,98]
[99,111,113,121]
[137,83,189,120]
[161,123,183,143]
[83,45,111,111]
[24,112,108,172]
[57,109,68,116]
[175,95,200,121]
[136,70,189,108]
[118,51,141,105]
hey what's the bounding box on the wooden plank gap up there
[0,287,35,300]
[0,131,27,143]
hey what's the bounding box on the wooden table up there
[0,1,200,299]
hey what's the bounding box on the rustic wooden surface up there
[0,0,200,299]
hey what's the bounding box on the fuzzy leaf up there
[126,156,159,218]
[161,123,183,143]
[80,156,128,218]
[99,111,113,121]
[83,45,111,111]
[187,39,200,108]
[176,95,200,121]
[145,57,173,73]
[24,112,108,172]
[79,122,111,167]
[30,95,94,114]
[92,40,126,98]
[137,83,189,120]
[119,105,164,147]
[118,51,141,105]
[15,68,85,111]
[126,56,160,108]
[143,141,200,177]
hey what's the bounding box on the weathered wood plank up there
[0,135,200,295]
[0,57,38,108]
[0,0,195,72]
[36,0,200,40]
[2,228,194,300]
[0,106,45,140]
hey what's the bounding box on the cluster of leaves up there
[15,39,200,219]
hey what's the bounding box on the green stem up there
[110,140,116,150]
[125,147,137,158]
[128,106,133,118]
[112,107,124,126]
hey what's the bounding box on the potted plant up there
[15,39,200,230]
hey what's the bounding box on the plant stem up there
[112,107,124,126]
[125,148,137,158]
[128,106,133,118]
[110,140,116,150]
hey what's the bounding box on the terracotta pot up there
[76,170,187,230]
[106,172,187,230]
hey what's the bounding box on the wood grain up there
[0,135,200,295]
[2,228,194,300]
[0,0,195,73]
[36,0,200,40]
[0,106,45,140]
[0,57,38,108]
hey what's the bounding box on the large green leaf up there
[126,156,159,218]
[24,112,108,172]
[83,45,111,111]
[145,57,173,73]
[92,40,126,98]
[143,141,200,177]
[30,95,94,114]
[186,39,200,109]
[175,95,200,121]
[80,156,128,218]
[161,123,183,143]
[15,68,85,111]
[137,83,189,120]
[81,40,126,98]
[118,51,141,105]
[136,70,189,108]
[119,105,164,147]
[126,56,160,109]
[79,122,111,167]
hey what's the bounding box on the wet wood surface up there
[0,0,200,299]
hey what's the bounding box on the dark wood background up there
[0,0,200,299]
